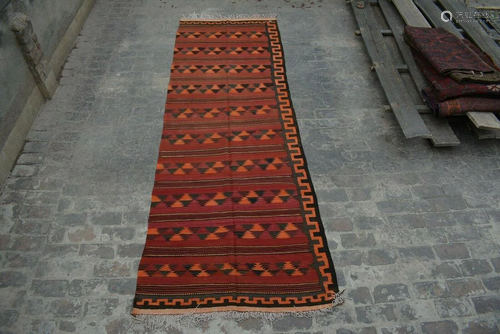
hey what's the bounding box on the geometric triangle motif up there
[150,226,231,242]
[165,105,277,119]
[185,264,213,277]
[233,222,301,240]
[274,261,308,276]
[215,263,247,276]
[167,83,275,95]
[242,262,308,277]
[170,64,272,75]
[146,223,303,243]
[225,46,268,55]
[138,263,187,278]
[176,31,203,38]
[175,31,265,39]
[167,84,226,95]
[160,130,281,145]
[173,46,268,56]
[174,45,269,56]
[140,261,309,278]
[151,189,298,208]
[156,158,287,175]
[161,132,226,145]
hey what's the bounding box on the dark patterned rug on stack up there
[405,26,500,117]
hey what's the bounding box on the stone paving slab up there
[1,0,500,333]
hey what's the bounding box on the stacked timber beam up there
[349,0,500,145]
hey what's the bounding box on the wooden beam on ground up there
[392,0,431,27]
[422,114,461,146]
[438,0,500,66]
[489,16,500,35]
[416,105,432,113]
[477,19,500,42]
[467,112,500,130]
[471,125,500,139]
[396,64,409,72]
[413,0,463,37]
[384,104,432,113]
[379,0,429,91]
[351,0,432,139]
[475,7,500,10]
[378,0,460,146]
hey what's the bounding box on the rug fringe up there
[131,290,345,332]
[181,13,278,20]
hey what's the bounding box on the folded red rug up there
[413,45,500,101]
[132,18,341,330]
[423,87,500,117]
[405,26,500,83]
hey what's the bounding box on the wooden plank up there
[471,125,500,139]
[378,0,460,146]
[351,1,431,138]
[413,0,463,37]
[438,0,500,66]
[422,114,461,146]
[384,104,432,113]
[489,15,500,35]
[467,112,500,130]
[476,7,500,10]
[378,0,429,92]
[416,104,432,112]
[387,0,461,146]
[392,0,431,27]
[396,64,409,72]
[477,19,500,42]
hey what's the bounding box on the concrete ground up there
[1,0,500,333]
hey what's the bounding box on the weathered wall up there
[0,8,34,146]
[0,0,85,147]
[0,0,93,186]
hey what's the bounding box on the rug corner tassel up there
[131,305,347,332]
[332,289,347,307]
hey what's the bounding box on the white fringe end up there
[181,13,278,20]
[131,290,345,332]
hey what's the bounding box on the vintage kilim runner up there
[132,18,340,325]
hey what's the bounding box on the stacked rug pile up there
[405,26,500,117]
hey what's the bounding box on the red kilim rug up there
[132,18,341,327]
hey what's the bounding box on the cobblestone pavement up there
[1,0,500,333]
